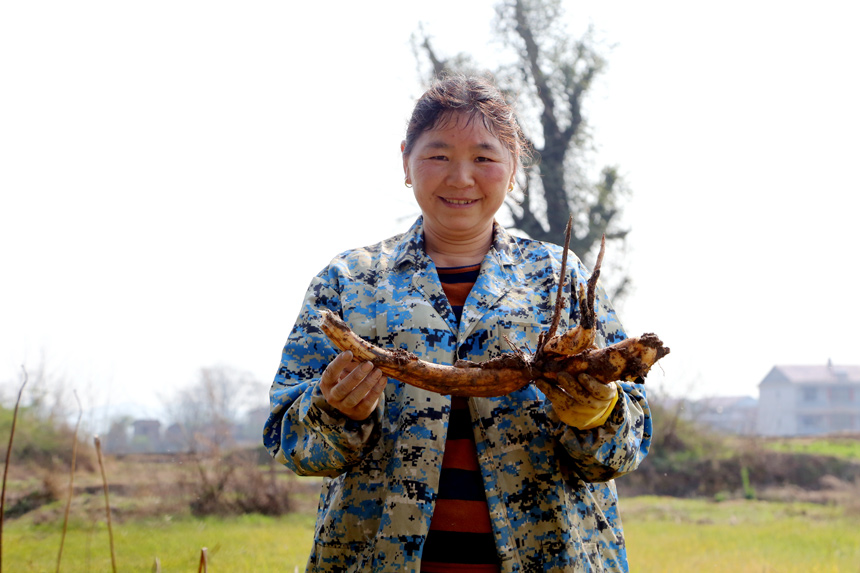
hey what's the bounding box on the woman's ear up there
[401,140,410,185]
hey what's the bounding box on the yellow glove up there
[536,372,619,430]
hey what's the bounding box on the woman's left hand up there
[537,373,619,430]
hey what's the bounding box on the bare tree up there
[164,366,262,454]
[413,0,631,298]
[161,367,287,516]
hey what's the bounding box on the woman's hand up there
[320,351,387,421]
[537,372,619,430]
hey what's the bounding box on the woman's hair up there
[403,75,532,167]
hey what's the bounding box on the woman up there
[264,75,651,573]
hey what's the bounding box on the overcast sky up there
[2,1,858,428]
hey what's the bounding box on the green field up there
[762,436,860,461]
[623,497,860,572]
[3,513,316,572]
[3,497,858,572]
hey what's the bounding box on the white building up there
[756,361,860,436]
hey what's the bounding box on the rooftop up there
[760,362,860,385]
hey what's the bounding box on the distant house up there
[163,423,188,453]
[686,395,758,435]
[132,419,161,443]
[757,361,860,436]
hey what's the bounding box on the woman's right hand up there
[320,351,387,421]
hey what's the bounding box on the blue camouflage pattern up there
[264,217,652,572]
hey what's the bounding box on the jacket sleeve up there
[262,263,383,478]
[543,270,653,483]
[544,380,651,483]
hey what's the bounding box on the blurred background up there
[3,3,860,571]
[2,0,859,441]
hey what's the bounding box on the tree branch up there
[418,28,447,79]
[513,0,556,139]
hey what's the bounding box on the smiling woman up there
[401,78,524,270]
[403,113,515,266]
[264,75,652,573]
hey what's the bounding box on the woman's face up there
[402,113,516,244]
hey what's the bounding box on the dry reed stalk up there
[152,557,161,572]
[94,436,117,573]
[56,390,82,573]
[197,547,208,573]
[0,366,28,573]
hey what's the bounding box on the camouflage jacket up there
[264,217,651,573]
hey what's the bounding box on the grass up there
[762,436,860,461]
[4,496,859,572]
[3,512,316,572]
[623,496,860,572]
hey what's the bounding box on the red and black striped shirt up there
[421,264,500,573]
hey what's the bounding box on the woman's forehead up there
[417,112,507,148]
[428,110,497,136]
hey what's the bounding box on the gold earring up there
[508,181,515,192]
[405,178,412,188]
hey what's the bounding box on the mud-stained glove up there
[536,372,619,430]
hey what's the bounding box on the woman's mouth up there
[442,198,477,206]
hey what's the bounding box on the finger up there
[332,362,381,409]
[328,363,373,403]
[535,378,585,410]
[336,359,363,381]
[557,371,616,402]
[535,378,592,427]
[335,369,387,421]
[321,351,358,392]
[336,362,383,404]
[555,372,607,410]
[535,379,569,406]
[349,370,388,415]
[577,373,617,402]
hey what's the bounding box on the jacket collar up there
[392,217,528,338]
[393,216,432,271]
[392,216,525,270]
[462,223,527,338]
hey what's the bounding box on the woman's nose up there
[446,161,474,188]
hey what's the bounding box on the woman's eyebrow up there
[423,140,502,152]
[423,140,451,150]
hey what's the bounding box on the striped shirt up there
[421,264,500,573]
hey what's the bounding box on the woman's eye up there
[476,156,494,163]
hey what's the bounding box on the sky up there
[2,1,859,429]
